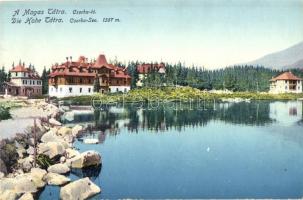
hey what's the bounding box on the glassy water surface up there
[39,100,303,199]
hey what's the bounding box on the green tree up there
[41,66,50,94]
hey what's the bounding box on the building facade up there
[269,72,302,94]
[136,63,165,87]
[3,62,42,97]
[48,54,131,97]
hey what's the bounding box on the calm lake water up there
[39,100,303,199]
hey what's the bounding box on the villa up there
[136,63,165,87]
[269,71,302,94]
[3,62,42,97]
[48,54,131,97]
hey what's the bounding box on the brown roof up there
[270,72,302,81]
[49,54,131,79]
[137,63,165,74]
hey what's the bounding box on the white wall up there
[269,80,302,94]
[49,85,94,98]
[109,86,130,93]
[11,78,42,86]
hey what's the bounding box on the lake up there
[39,100,303,199]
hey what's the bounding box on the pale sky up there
[0,0,302,73]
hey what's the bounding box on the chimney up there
[70,56,72,62]
[66,57,69,62]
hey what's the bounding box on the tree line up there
[1,62,303,95]
[126,62,303,92]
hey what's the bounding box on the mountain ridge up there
[242,41,303,69]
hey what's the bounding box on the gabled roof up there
[270,72,302,81]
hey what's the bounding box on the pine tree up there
[41,66,50,94]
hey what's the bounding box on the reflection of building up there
[136,63,165,87]
[269,72,302,94]
[48,54,131,97]
[3,62,42,97]
[269,101,302,125]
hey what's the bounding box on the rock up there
[47,163,70,174]
[63,112,74,122]
[0,172,4,179]
[40,129,58,143]
[72,125,83,137]
[0,158,8,174]
[17,147,26,158]
[67,151,101,169]
[30,168,47,188]
[26,146,35,155]
[41,129,69,149]
[0,175,37,194]
[60,177,101,200]
[65,148,80,159]
[43,125,50,131]
[38,142,66,159]
[45,172,70,186]
[18,192,34,200]
[83,138,99,144]
[0,190,18,200]
[60,156,66,163]
[49,118,61,126]
[57,127,72,136]
[18,156,34,172]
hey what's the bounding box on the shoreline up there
[0,99,102,200]
[60,87,303,106]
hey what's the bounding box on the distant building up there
[136,63,165,87]
[48,54,131,97]
[269,72,302,94]
[3,62,42,97]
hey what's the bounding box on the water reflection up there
[70,165,102,181]
[269,101,303,125]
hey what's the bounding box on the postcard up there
[0,0,303,199]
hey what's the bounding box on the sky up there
[0,0,302,73]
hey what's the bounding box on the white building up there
[48,54,131,98]
[269,72,302,94]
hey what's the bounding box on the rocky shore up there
[0,100,102,200]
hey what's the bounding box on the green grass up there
[59,87,303,105]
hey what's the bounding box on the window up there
[60,88,62,92]
[80,88,82,93]
[69,87,72,93]
[116,88,119,92]
[88,88,91,93]
[80,78,83,84]
[124,88,127,92]
[285,86,287,90]
[15,72,17,76]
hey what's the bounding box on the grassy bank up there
[60,87,303,105]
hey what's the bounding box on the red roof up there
[137,63,165,74]
[10,64,29,72]
[49,54,131,79]
[270,72,302,81]
[9,63,41,79]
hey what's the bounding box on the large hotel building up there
[48,54,131,97]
